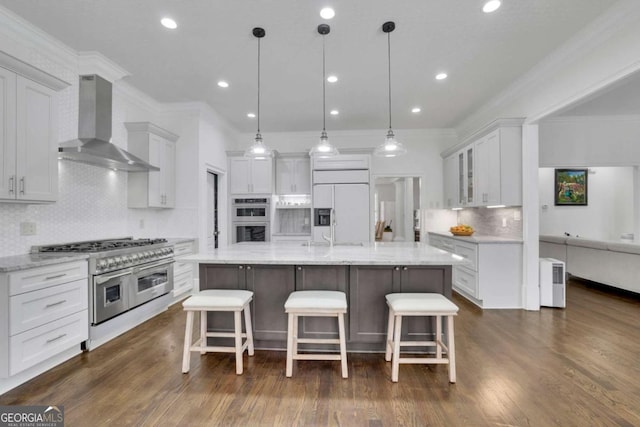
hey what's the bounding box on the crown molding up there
[77,51,130,82]
[0,5,77,79]
[455,0,640,140]
[124,122,179,142]
[441,118,525,158]
[0,50,69,91]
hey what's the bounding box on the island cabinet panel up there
[246,265,295,341]
[348,266,452,344]
[294,265,348,340]
[199,264,247,333]
[348,266,397,343]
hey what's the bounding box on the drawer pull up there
[46,333,67,344]
[45,273,67,281]
[45,299,67,308]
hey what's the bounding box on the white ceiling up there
[0,0,619,133]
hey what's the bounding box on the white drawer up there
[9,261,87,296]
[174,260,193,276]
[453,266,478,298]
[173,241,194,257]
[10,278,88,336]
[9,310,88,376]
[173,270,194,296]
[439,237,455,253]
[454,241,478,271]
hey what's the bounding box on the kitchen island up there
[183,242,466,352]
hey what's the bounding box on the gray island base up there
[185,242,466,352]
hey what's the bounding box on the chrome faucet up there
[322,208,336,247]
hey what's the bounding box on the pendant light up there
[309,24,339,158]
[245,27,272,159]
[374,21,407,158]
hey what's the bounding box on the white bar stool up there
[384,293,459,383]
[182,289,254,375]
[284,290,348,378]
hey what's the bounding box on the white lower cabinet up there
[1,260,88,381]
[429,233,522,308]
[172,240,196,299]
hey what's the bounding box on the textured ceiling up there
[0,0,619,133]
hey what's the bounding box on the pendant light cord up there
[257,36,261,134]
[387,31,392,131]
[322,34,326,132]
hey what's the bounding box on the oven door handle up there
[134,259,174,273]
[95,270,132,285]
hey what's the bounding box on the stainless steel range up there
[33,237,174,349]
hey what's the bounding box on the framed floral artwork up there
[555,169,588,206]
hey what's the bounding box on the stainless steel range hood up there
[58,75,159,172]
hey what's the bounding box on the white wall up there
[539,167,634,240]
[540,116,640,167]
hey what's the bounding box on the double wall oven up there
[34,238,174,349]
[232,197,270,243]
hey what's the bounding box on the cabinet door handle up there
[403,267,408,271]
[238,265,244,270]
[394,267,400,271]
[297,266,302,271]
[246,266,252,270]
[19,177,25,194]
[45,273,66,281]
[8,176,15,194]
[45,299,67,308]
[46,333,67,344]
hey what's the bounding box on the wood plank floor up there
[2,279,639,426]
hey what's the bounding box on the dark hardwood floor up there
[2,279,639,426]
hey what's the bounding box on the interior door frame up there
[205,163,226,250]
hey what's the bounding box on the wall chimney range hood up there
[58,75,159,172]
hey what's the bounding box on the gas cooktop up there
[34,237,168,253]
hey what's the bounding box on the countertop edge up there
[428,231,523,244]
[0,253,89,273]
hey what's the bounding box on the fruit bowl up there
[450,230,474,236]
[449,225,474,236]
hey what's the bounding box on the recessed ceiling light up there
[320,7,335,19]
[160,17,177,29]
[247,113,256,118]
[217,81,229,88]
[330,110,339,115]
[411,107,421,113]
[482,0,501,13]
[327,75,338,83]
[435,73,448,80]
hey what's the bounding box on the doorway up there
[373,176,421,242]
[207,171,219,250]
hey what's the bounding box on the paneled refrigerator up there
[312,183,370,243]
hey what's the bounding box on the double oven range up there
[34,237,174,349]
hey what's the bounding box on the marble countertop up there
[429,231,523,244]
[181,241,469,266]
[0,253,89,273]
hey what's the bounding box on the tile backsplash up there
[0,161,195,257]
[0,162,129,256]
[457,207,523,239]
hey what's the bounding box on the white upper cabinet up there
[276,156,310,195]
[1,66,60,203]
[125,122,179,208]
[441,119,523,209]
[475,127,522,207]
[229,156,273,194]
